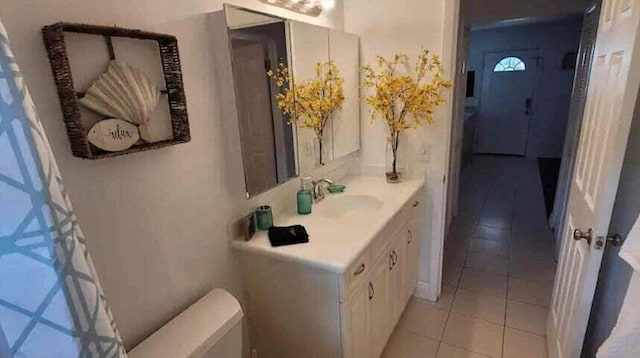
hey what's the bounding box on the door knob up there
[573,228,593,245]
[606,234,624,247]
[594,234,624,250]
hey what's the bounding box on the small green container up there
[255,205,273,230]
[297,177,313,215]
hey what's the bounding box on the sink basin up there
[317,195,384,218]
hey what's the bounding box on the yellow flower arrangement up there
[268,61,344,165]
[362,49,453,182]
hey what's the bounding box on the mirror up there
[222,6,361,197]
[226,7,298,197]
[289,22,361,173]
[289,21,331,174]
[329,29,360,158]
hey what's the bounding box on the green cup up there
[256,205,273,230]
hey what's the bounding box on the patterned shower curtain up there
[0,19,126,357]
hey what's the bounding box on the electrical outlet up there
[418,144,431,163]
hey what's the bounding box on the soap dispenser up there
[297,177,313,215]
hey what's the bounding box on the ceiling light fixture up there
[259,0,325,17]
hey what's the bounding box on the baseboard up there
[413,281,438,302]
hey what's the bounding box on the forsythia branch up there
[361,48,453,143]
[268,61,345,141]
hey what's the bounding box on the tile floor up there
[383,155,557,358]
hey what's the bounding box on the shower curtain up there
[0,19,126,357]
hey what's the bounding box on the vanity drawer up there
[402,189,423,219]
[345,247,372,295]
[372,217,403,261]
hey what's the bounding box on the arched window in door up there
[493,56,526,72]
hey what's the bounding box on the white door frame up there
[445,5,470,239]
[428,0,461,302]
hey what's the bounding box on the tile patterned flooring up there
[383,156,557,358]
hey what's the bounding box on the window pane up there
[493,56,526,72]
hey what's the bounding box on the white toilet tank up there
[128,289,243,358]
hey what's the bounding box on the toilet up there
[128,289,243,358]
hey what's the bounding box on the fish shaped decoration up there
[87,118,140,152]
[80,60,161,142]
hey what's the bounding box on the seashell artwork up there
[87,118,140,152]
[80,60,161,142]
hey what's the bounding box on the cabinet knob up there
[412,201,419,207]
[353,263,365,276]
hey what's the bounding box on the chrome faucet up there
[312,178,334,203]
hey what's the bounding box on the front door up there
[547,1,640,357]
[476,49,538,155]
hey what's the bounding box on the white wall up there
[0,0,344,350]
[344,0,457,299]
[465,0,592,25]
[466,17,582,158]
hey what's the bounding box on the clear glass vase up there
[385,133,403,183]
[313,137,325,167]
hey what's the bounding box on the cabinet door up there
[343,281,371,358]
[370,253,391,358]
[329,30,360,158]
[405,221,421,302]
[390,234,406,326]
[289,21,332,172]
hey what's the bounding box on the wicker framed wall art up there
[42,22,191,159]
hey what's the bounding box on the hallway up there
[383,155,557,358]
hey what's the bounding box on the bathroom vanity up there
[232,177,425,358]
[215,5,421,357]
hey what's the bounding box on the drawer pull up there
[408,229,413,244]
[389,250,398,270]
[368,282,375,300]
[412,201,419,207]
[353,263,366,276]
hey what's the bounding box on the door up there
[476,49,538,155]
[343,280,371,358]
[370,254,391,358]
[231,39,278,195]
[389,234,406,326]
[551,5,601,258]
[548,2,640,357]
[405,223,421,302]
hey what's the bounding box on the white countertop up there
[231,176,424,273]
